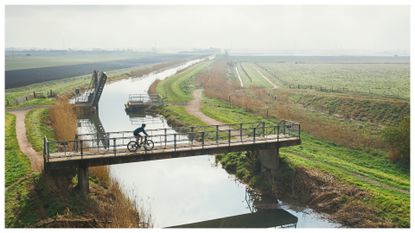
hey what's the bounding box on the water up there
[78,58,340,228]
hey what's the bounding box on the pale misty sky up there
[5,5,410,55]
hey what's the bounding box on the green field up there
[257,63,409,99]
[238,63,273,88]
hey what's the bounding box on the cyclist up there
[133,123,149,146]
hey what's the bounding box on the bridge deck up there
[46,135,300,169]
[44,121,301,169]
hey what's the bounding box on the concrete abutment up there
[253,147,280,173]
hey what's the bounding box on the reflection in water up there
[168,209,298,228]
[77,59,341,228]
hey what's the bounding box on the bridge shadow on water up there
[168,187,298,228]
[168,209,298,228]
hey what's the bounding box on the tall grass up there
[48,97,77,141]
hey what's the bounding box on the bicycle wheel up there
[127,141,139,152]
[143,140,154,151]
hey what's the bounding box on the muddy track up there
[9,107,46,172]
[185,89,224,125]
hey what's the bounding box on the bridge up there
[124,94,163,112]
[43,121,301,194]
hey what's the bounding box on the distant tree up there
[382,117,410,168]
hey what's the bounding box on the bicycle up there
[127,136,154,152]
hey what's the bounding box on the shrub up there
[382,117,410,167]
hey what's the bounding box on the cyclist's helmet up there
[142,123,146,127]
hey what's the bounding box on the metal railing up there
[126,94,162,104]
[44,121,300,160]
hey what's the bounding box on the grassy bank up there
[5,113,34,227]
[200,96,409,227]
[157,61,210,103]
[25,108,56,152]
[156,61,211,127]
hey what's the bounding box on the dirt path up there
[10,110,43,172]
[185,89,224,125]
[254,67,278,89]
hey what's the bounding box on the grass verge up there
[157,62,210,103]
[5,113,34,227]
[25,108,56,152]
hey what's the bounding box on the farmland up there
[234,63,274,88]
[5,53,194,89]
[250,58,410,99]
[5,50,153,71]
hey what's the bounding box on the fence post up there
[46,140,50,162]
[64,140,67,155]
[174,134,177,151]
[190,127,194,144]
[228,129,231,146]
[283,122,286,135]
[74,134,79,152]
[253,128,256,143]
[164,128,167,148]
[113,138,116,156]
[43,136,47,166]
[298,124,301,140]
[240,123,243,141]
[262,122,265,138]
[80,140,84,159]
[216,125,219,144]
[277,125,280,142]
[202,132,205,148]
[107,133,110,149]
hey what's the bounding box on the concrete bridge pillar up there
[77,163,89,195]
[254,147,280,172]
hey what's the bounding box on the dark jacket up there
[134,126,148,136]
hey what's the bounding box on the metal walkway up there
[73,70,107,108]
[44,121,301,169]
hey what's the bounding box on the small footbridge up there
[43,121,301,193]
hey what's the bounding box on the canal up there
[78,58,341,228]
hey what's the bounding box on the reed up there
[48,96,77,141]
